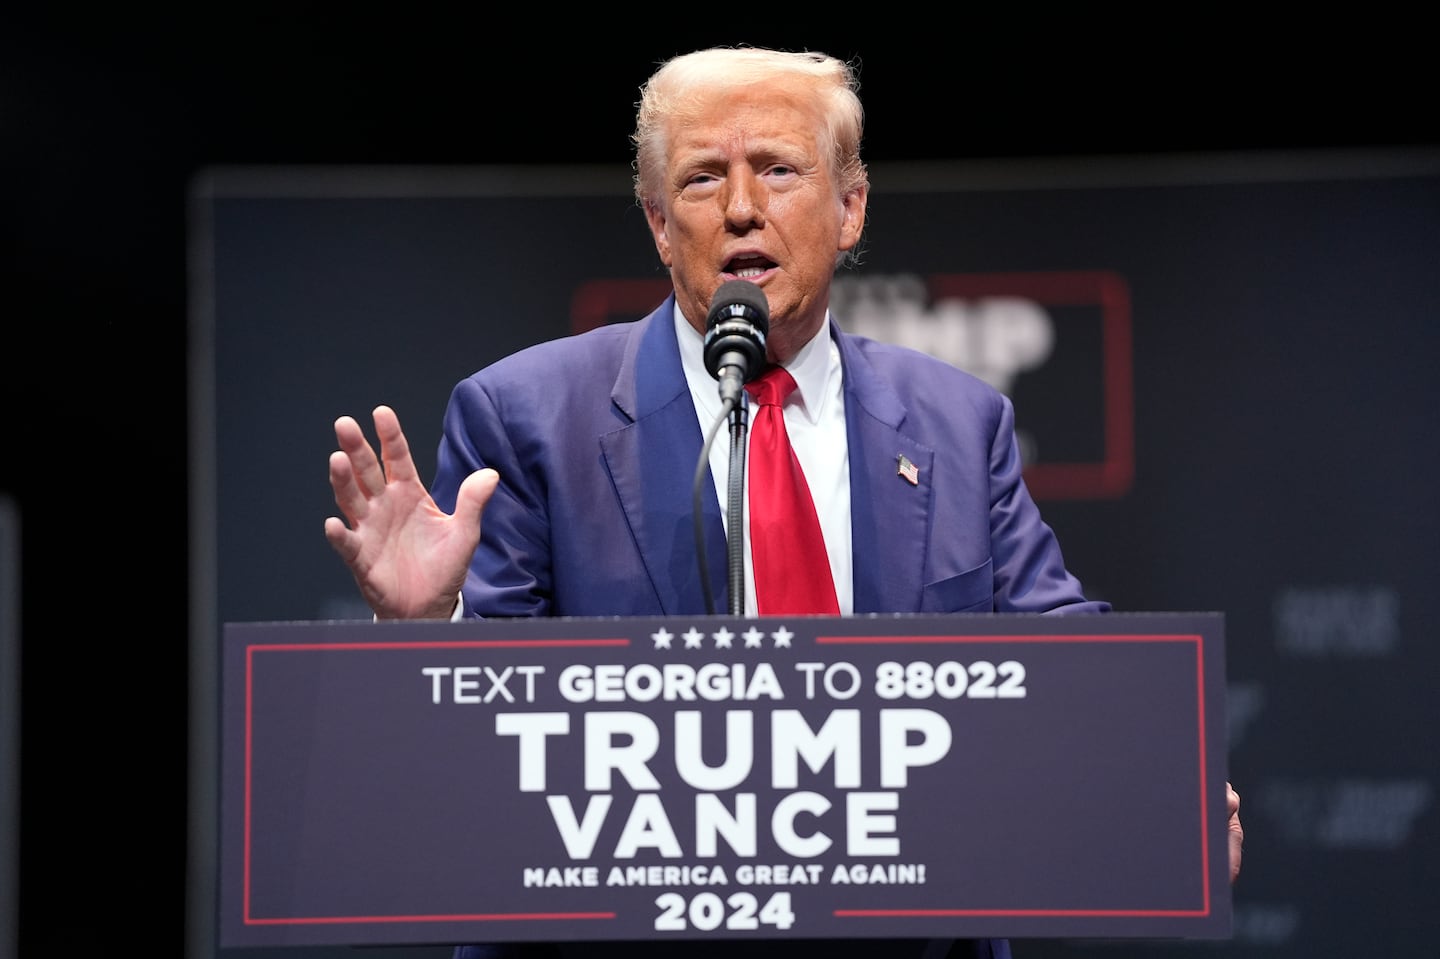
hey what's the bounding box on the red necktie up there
[744,366,840,615]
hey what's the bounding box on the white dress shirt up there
[675,306,854,615]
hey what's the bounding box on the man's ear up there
[838,184,869,253]
[644,198,672,267]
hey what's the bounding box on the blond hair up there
[631,46,868,208]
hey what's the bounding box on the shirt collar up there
[674,300,838,424]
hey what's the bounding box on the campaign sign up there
[219,612,1230,947]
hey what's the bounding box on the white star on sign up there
[743,627,766,648]
[683,627,706,649]
[712,627,735,649]
[651,628,674,650]
[771,626,794,649]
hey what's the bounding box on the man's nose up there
[723,174,766,229]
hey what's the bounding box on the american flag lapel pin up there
[896,453,920,486]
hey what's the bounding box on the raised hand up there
[324,405,498,619]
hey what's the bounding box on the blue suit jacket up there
[432,296,1107,621]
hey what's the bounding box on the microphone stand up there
[724,393,750,616]
[696,278,768,615]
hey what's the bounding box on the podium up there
[219,612,1230,948]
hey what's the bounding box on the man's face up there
[643,79,867,364]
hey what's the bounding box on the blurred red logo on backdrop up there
[571,271,1132,501]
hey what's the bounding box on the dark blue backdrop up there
[194,152,1440,957]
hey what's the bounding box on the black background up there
[4,12,1434,955]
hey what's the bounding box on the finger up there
[1226,783,1244,883]
[334,414,387,497]
[372,405,421,485]
[323,514,360,564]
[453,468,500,531]
[328,449,370,524]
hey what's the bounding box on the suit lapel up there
[598,311,933,616]
[600,299,730,615]
[837,328,934,614]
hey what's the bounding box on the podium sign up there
[219,612,1230,947]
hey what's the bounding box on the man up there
[326,45,1240,959]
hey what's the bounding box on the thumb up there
[453,468,500,530]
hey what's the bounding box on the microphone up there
[703,280,770,406]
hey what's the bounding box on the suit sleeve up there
[986,393,1110,615]
[431,374,555,618]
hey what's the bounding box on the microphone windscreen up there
[705,280,770,334]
